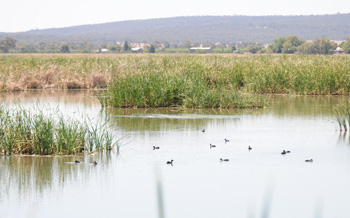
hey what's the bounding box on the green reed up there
[333,101,350,132]
[99,62,266,108]
[0,104,117,155]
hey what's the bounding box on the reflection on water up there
[269,95,348,117]
[1,91,350,218]
[106,95,345,133]
[0,152,113,201]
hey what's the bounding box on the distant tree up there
[100,42,108,49]
[153,41,160,48]
[231,45,236,52]
[183,40,192,49]
[202,42,216,48]
[123,41,129,52]
[0,37,17,53]
[115,44,122,52]
[148,44,155,53]
[269,36,304,54]
[110,46,117,52]
[164,41,170,49]
[341,36,350,54]
[60,44,70,53]
[247,45,262,54]
[298,37,336,54]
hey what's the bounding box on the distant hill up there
[1,14,350,44]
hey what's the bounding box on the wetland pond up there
[1,91,350,218]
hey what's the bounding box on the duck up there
[281,150,286,155]
[93,161,98,165]
[75,160,80,163]
[248,146,252,150]
[167,160,174,164]
[202,128,205,133]
[220,158,229,162]
[305,159,313,162]
[225,138,229,143]
[210,143,216,148]
[153,146,160,150]
[286,151,291,153]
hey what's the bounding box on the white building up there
[333,47,344,54]
[189,47,213,53]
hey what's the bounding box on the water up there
[1,91,350,218]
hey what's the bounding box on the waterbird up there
[286,151,291,153]
[202,128,205,133]
[225,138,229,143]
[305,159,313,163]
[220,158,229,162]
[75,160,80,163]
[167,160,174,165]
[248,146,252,150]
[153,146,160,150]
[93,161,97,165]
[281,150,287,155]
[210,143,216,148]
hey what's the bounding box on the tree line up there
[1,36,350,54]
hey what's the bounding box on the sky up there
[1,0,350,32]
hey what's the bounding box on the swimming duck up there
[286,151,291,153]
[93,161,97,165]
[220,158,229,162]
[75,160,80,163]
[167,160,174,164]
[305,159,313,162]
[225,139,229,143]
[210,143,216,148]
[281,150,286,155]
[248,146,252,150]
[153,146,160,150]
[202,128,205,133]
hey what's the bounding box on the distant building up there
[334,47,344,54]
[95,48,109,53]
[189,47,213,53]
[131,48,143,53]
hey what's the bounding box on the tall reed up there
[98,59,267,108]
[333,101,350,132]
[0,104,117,155]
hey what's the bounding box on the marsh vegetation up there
[0,104,116,155]
[1,54,350,107]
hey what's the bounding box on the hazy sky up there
[1,0,349,32]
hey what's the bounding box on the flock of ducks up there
[73,128,313,166]
[159,128,314,165]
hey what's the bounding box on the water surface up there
[1,91,350,218]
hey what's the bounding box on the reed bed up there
[0,104,117,155]
[99,67,266,108]
[1,54,350,96]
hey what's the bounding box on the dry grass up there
[90,73,108,88]
[0,54,113,91]
[1,54,350,96]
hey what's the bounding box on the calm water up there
[1,91,350,218]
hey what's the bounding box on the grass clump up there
[0,104,117,155]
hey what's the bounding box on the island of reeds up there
[0,104,116,155]
[1,54,350,108]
